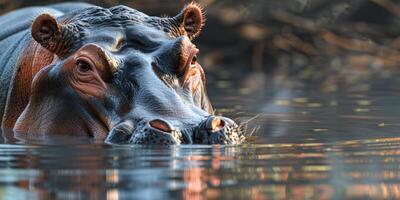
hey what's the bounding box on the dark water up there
[0,72,399,200]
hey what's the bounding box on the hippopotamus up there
[0,2,247,145]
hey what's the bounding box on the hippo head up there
[14,4,247,145]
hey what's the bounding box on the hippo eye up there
[76,59,92,73]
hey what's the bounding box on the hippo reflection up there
[0,3,247,145]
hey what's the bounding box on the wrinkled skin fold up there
[0,3,249,145]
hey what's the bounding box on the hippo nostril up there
[206,116,225,132]
[149,119,172,133]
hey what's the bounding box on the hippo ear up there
[31,13,74,57]
[174,3,205,39]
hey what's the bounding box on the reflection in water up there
[1,136,400,199]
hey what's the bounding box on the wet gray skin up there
[12,4,248,145]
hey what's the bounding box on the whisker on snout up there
[237,114,260,137]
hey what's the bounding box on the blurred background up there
[1,0,399,92]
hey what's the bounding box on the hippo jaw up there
[13,4,248,145]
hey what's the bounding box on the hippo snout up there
[105,116,245,145]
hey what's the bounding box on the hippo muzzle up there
[106,116,246,145]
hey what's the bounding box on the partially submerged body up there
[0,3,247,145]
